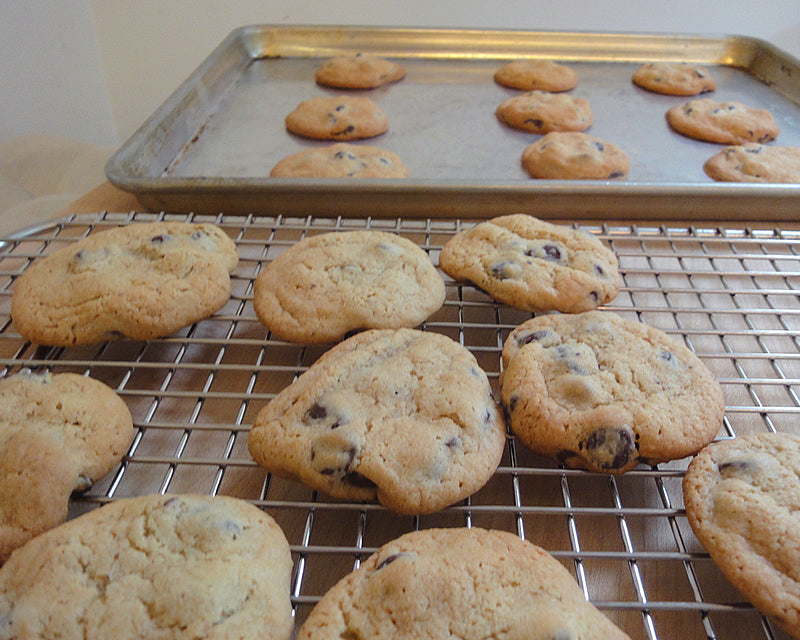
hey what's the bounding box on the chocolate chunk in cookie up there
[11,222,238,346]
[521,131,629,180]
[500,310,724,473]
[247,328,506,514]
[632,62,716,96]
[495,90,593,134]
[494,59,579,92]
[315,53,405,89]
[666,98,779,145]
[297,527,631,640]
[270,143,409,178]
[285,96,389,140]
[438,214,621,314]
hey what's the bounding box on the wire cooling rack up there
[1,211,798,640]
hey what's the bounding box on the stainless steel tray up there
[2,211,799,639]
[104,25,800,221]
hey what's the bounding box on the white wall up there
[3,0,800,147]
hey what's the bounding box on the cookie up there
[438,214,621,314]
[666,98,779,144]
[632,62,716,96]
[0,370,133,562]
[495,90,593,134]
[0,494,294,639]
[11,222,239,346]
[297,527,631,640]
[521,131,630,180]
[703,143,800,183]
[494,59,579,92]
[270,143,409,178]
[247,328,506,515]
[253,230,445,343]
[315,53,405,89]
[500,310,725,473]
[683,433,800,637]
[285,96,389,140]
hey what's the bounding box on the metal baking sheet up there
[105,25,800,220]
[3,211,800,639]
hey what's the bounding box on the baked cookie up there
[683,433,800,637]
[315,53,405,89]
[495,90,593,134]
[666,98,779,144]
[0,370,132,562]
[285,96,389,140]
[521,131,630,180]
[500,310,725,473]
[632,62,716,96]
[270,143,409,178]
[703,143,800,183]
[247,328,506,514]
[438,214,621,313]
[11,222,238,346]
[494,59,579,92]
[297,527,631,640]
[0,494,294,639]
[253,230,444,343]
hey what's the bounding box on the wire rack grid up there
[1,211,798,640]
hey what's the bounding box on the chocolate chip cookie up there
[253,230,445,344]
[0,370,133,562]
[247,328,506,514]
[683,432,800,637]
[494,59,579,92]
[0,494,294,639]
[501,310,725,473]
[666,98,779,144]
[297,527,631,640]
[270,143,409,178]
[438,214,621,313]
[315,53,406,89]
[521,131,629,180]
[632,62,716,96]
[11,222,239,346]
[285,96,389,140]
[495,90,593,134]
[703,143,800,183]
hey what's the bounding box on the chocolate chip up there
[593,141,605,152]
[490,262,512,280]
[608,171,624,179]
[581,426,637,470]
[335,104,347,112]
[719,459,759,476]
[150,234,171,244]
[190,230,205,241]
[659,350,674,362]
[445,436,463,449]
[594,264,605,276]
[305,403,327,421]
[516,329,552,347]
[525,118,544,129]
[333,125,356,136]
[375,553,403,570]
[543,244,562,261]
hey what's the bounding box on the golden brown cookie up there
[500,310,725,473]
[666,98,779,144]
[298,527,631,640]
[315,53,405,89]
[495,90,593,134]
[521,131,629,180]
[703,143,800,183]
[494,59,579,92]
[0,370,133,562]
[632,62,716,96]
[270,143,409,178]
[285,96,389,140]
[683,433,800,638]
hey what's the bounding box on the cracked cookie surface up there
[253,230,444,343]
[247,328,506,514]
[11,222,239,346]
[439,214,621,313]
[315,54,405,89]
[500,310,724,473]
[285,96,389,140]
[683,432,800,638]
[0,494,294,640]
[0,370,133,562]
[666,98,779,144]
[297,527,631,640]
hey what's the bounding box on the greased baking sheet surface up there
[3,211,800,640]
[105,25,800,220]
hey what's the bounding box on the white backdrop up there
[3,0,799,147]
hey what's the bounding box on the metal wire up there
[1,211,797,640]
